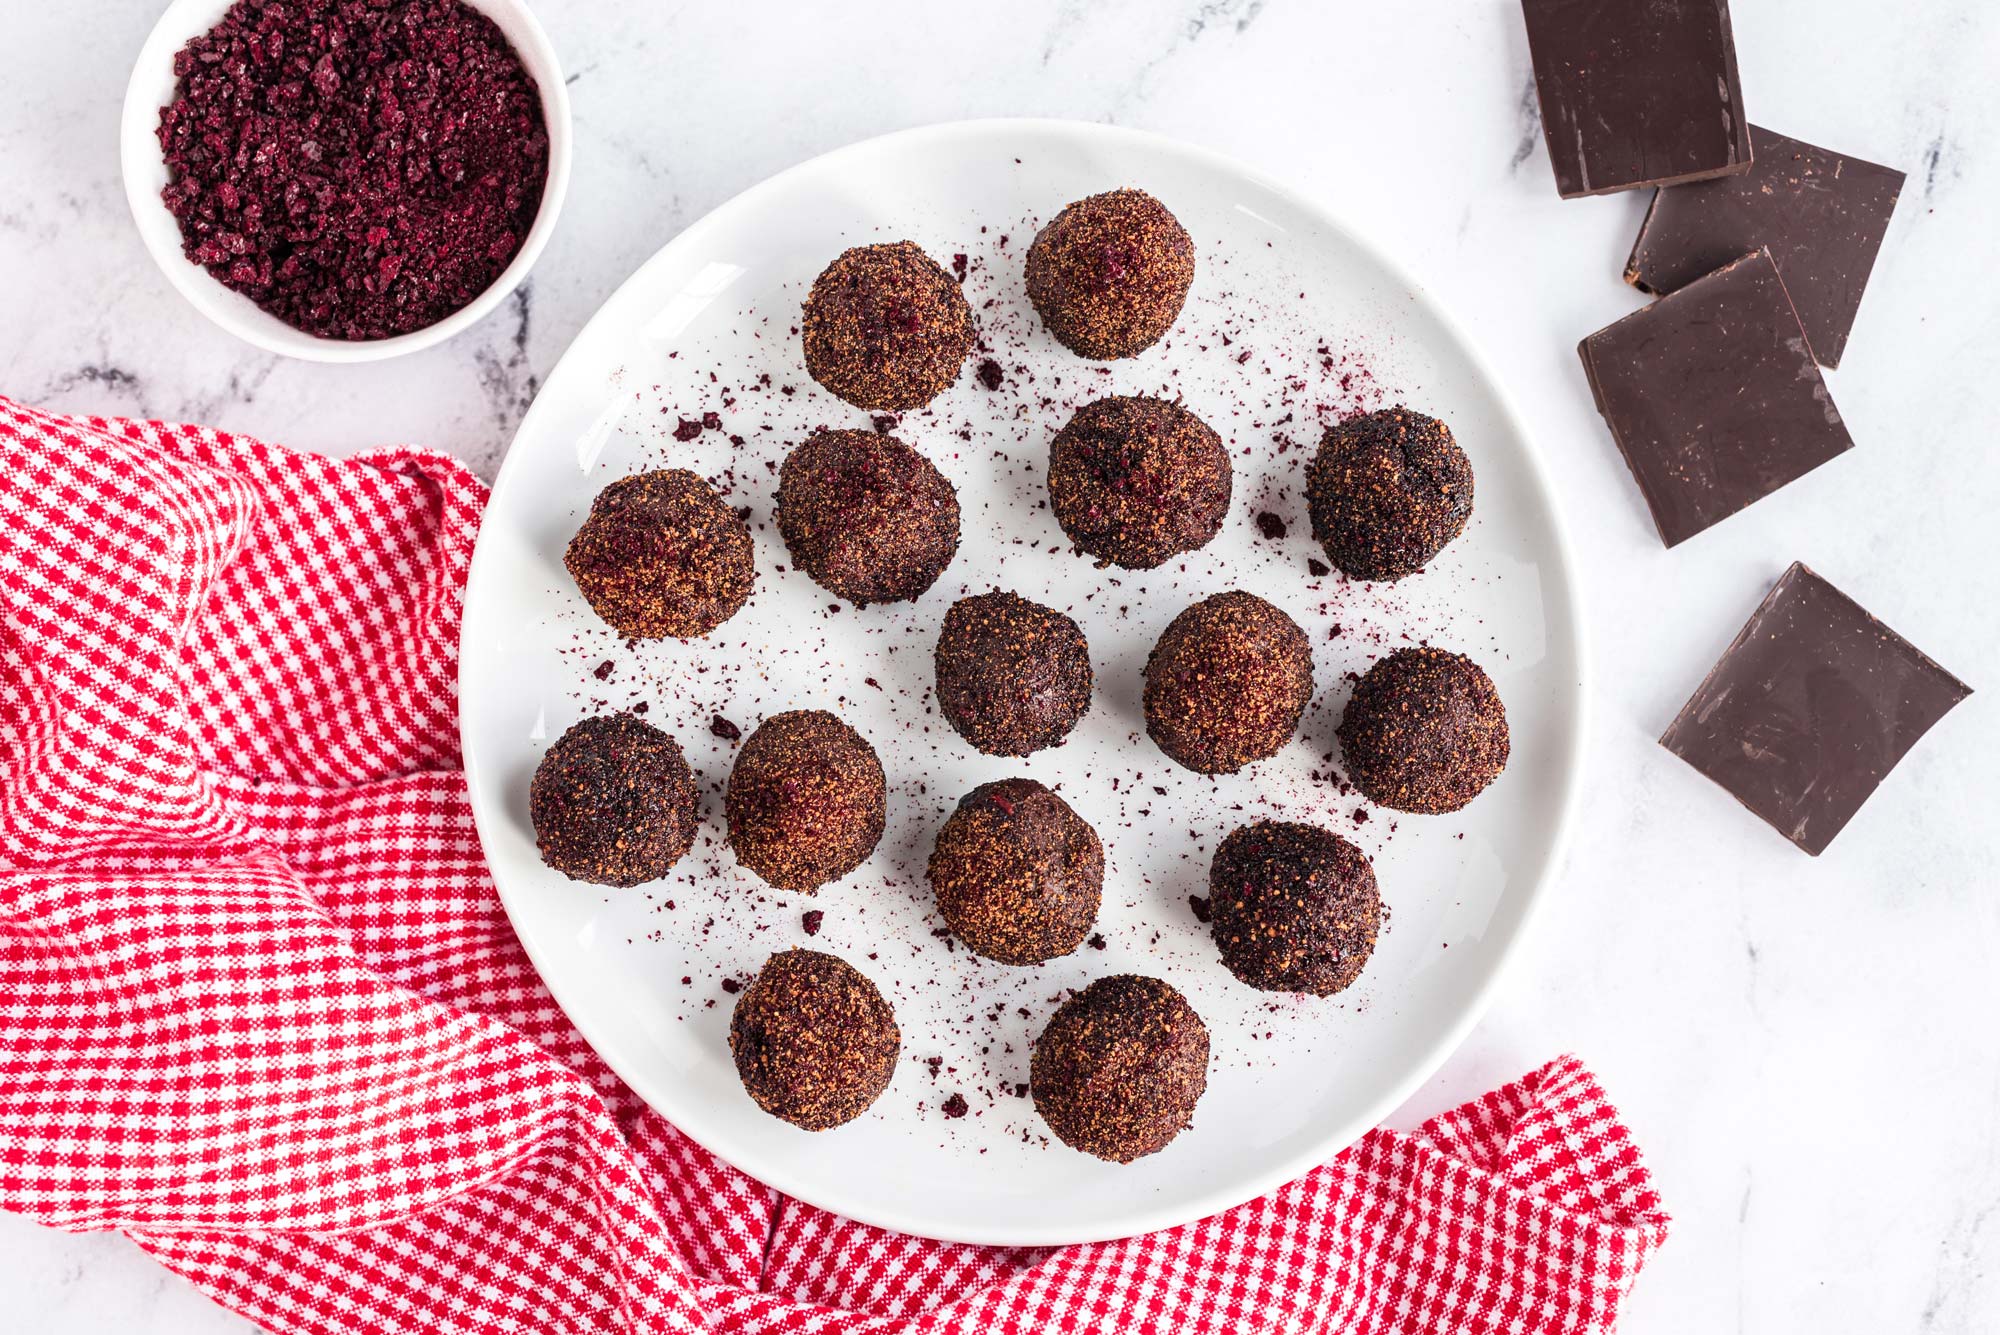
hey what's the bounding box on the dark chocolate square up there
[1521,0,1753,198]
[1661,563,1970,855]
[1626,125,1905,368]
[1579,247,1854,547]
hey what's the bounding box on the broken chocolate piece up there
[1521,0,1752,198]
[1625,125,1904,368]
[1661,563,1969,855]
[1579,247,1852,547]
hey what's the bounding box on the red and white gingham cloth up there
[0,395,1669,1334]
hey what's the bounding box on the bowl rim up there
[118,0,572,364]
[456,116,1593,1246]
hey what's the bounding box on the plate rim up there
[458,115,1591,1246]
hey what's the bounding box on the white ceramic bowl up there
[119,0,571,363]
[459,120,1587,1245]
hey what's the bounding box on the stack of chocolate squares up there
[1520,0,1969,853]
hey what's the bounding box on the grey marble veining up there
[4,1,1999,1331]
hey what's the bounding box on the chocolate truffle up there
[776,430,960,605]
[801,241,974,411]
[729,948,899,1131]
[1048,396,1230,570]
[1209,821,1380,995]
[529,713,698,887]
[564,469,754,639]
[1031,975,1209,1163]
[928,778,1103,966]
[1337,648,1510,814]
[1143,591,1313,774]
[1307,408,1473,581]
[1026,189,1195,359]
[933,591,1093,755]
[726,710,886,891]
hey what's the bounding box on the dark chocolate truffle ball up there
[729,948,899,1130]
[564,469,754,639]
[934,591,1093,756]
[1026,189,1195,360]
[1337,648,1509,814]
[529,713,698,887]
[1307,408,1473,581]
[726,710,887,891]
[1143,590,1314,774]
[776,430,960,605]
[928,778,1103,966]
[801,241,974,411]
[1048,395,1230,570]
[1209,821,1380,995]
[1031,975,1209,1163]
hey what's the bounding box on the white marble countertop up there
[4,0,1997,1330]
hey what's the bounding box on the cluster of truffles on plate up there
[530,189,1510,1162]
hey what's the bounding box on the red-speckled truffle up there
[1209,820,1380,995]
[776,429,960,605]
[726,710,886,891]
[1143,590,1314,774]
[1031,975,1209,1163]
[1026,189,1195,359]
[529,713,697,887]
[729,948,899,1130]
[564,469,754,639]
[933,591,1093,756]
[928,778,1103,965]
[802,242,974,411]
[1048,396,1230,570]
[1307,408,1474,581]
[1337,648,1509,813]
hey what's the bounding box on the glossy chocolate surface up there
[1522,0,1752,198]
[1627,125,1904,367]
[1661,563,1970,855]
[1580,248,1852,547]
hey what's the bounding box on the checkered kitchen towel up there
[0,395,1669,1334]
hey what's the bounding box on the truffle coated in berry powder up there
[1026,189,1195,360]
[529,714,697,887]
[927,778,1104,966]
[1143,591,1314,774]
[1048,396,1231,570]
[1031,975,1209,1163]
[155,0,548,342]
[564,470,754,639]
[801,242,975,411]
[726,710,887,891]
[729,949,899,1130]
[1307,408,1474,581]
[1337,648,1510,814]
[933,591,1093,756]
[776,430,960,605]
[1208,821,1380,995]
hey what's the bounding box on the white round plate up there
[460,119,1584,1246]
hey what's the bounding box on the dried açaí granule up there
[157,0,549,340]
